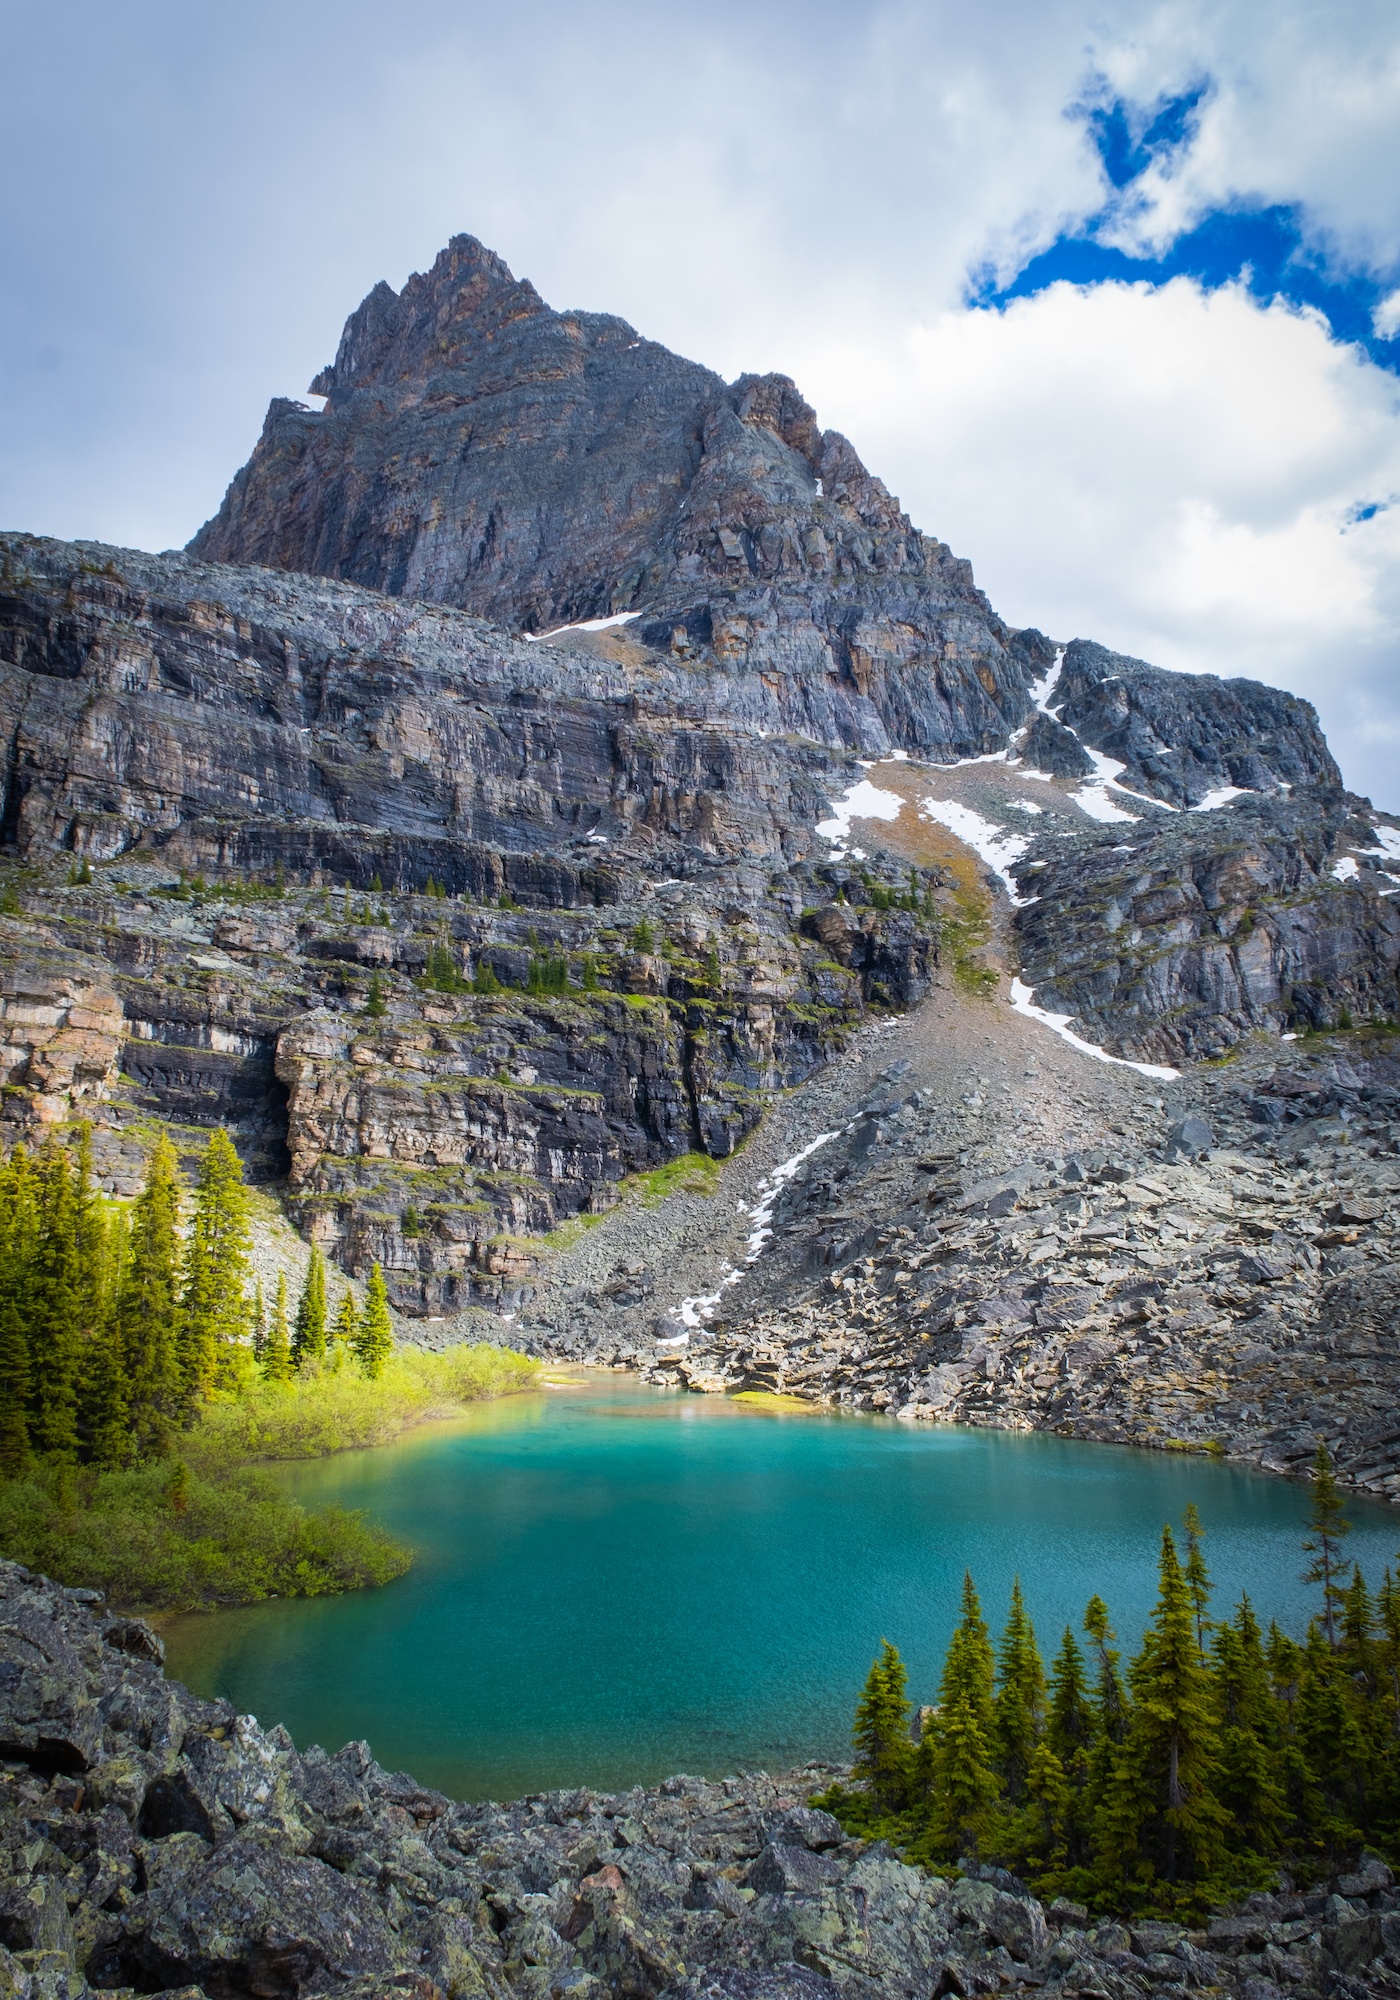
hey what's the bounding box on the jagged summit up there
[188,232,1032,760]
[188,232,1340,804]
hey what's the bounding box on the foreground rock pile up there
[3,1563,1399,2000]
[657,1031,1400,1499]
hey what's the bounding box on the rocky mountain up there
[2,228,1398,1403]
[4,1562,1399,2000]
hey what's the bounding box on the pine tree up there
[852,1641,913,1809]
[365,973,387,1019]
[261,1273,293,1383]
[1212,1595,1287,1861]
[1302,1442,1351,1649]
[292,1248,327,1368]
[330,1290,359,1350]
[1183,1504,1212,1659]
[1295,1622,1367,1852]
[77,1208,131,1469]
[0,1147,36,1471]
[922,1573,1000,1860]
[115,1134,184,1460]
[250,1279,266,1361]
[27,1136,83,1456]
[354,1263,394,1378]
[1098,1527,1231,1893]
[1041,1626,1095,1870]
[180,1129,252,1405]
[993,1578,1047,1804]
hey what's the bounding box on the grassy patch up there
[627,1152,721,1205]
[191,1344,540,1464]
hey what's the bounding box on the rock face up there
[1050,639,1342,807]
[0,938,123,1127]
[187,235,1044,762]
[1011,793,1400,1062]
[4,1563,1398,2000]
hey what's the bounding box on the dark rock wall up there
[1012,797,1400,1062]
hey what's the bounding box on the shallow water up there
[164,1378,1398,1801]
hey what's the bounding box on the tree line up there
[827,1457,1400,1916]
[0,1125,395,1474]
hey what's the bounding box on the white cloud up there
[792,275,1400,808]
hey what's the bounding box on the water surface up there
[164,1378,1399,1800]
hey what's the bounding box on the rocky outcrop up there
[0,931,124,1130]
[1049,639,1342,807]
[1011,794,1400,1063]
[4,1563,1398,2000]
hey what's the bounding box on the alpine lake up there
[163,1377,1400,1802]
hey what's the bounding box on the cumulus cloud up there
[796,277,1400,804]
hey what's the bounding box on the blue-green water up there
[164,1379,1399,1802]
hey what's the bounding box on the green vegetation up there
[627,1151,721,1205]
[0,1123,539,1610]
[819,1449,1400,1918]
[422,939,469,992]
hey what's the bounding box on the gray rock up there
[1167,1115,1214,1158]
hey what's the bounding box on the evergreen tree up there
[852,1641,913,1809]
[365,972,387,1018]
[180,1129,252,1405]
[1302,1442,1351,1648]
[261,1273,293,1383]
[923,1574,999,1859]
[1098,1527,1230,1893]
[330,1290,359,1350]
[250,1279,266,1362]
[993,1579,1047,1804]
[114,1134,184,1460]
[1295,1623,1368,1851]
[1042,1626,1095,1870]
[1212,1595,1287,1861]
[27,1136,83,1456]
[293,1248,327,1368]
[354,1263,394,1379]
[1183,1504,1212,1659]
[77,1207,130,1469]
[0,1146,36,1471]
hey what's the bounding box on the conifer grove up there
[0,1123,394,1473]
[825,1449,1400,1918]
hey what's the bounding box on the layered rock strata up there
[3,1563,1398,2000]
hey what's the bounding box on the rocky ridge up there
[3,1562,1399,2000]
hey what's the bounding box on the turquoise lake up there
[163,1378,1400,1802]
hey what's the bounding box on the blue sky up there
[1,0,1398,806]
[981,80,1400,376]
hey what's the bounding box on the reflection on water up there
[164,1375,1399,1802]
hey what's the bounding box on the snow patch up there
[527,611,642,641]
[816,777,904,849]
[917,797,1032,903]
[1009,977,1180,1080]
[678,1130,838,1326]
[1333,856,1360,882]
[1192,786,1251,812]
[742,1131,839,1260]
